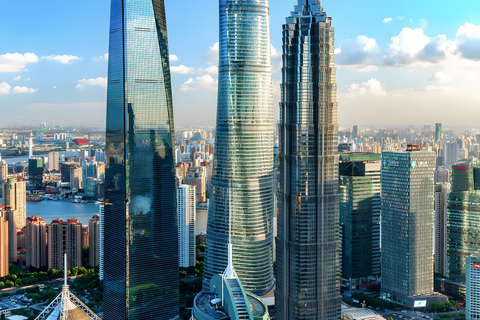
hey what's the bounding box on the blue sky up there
[1,0,480,128]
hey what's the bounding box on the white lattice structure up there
[35,254,101,320]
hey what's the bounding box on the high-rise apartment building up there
[103,0,178,318]
[447,161,480,282]
[353,125,358,140]
[435,166,450,184]
[466,255,480,320]
[47,218,82,271]
[26,216,47,269]
[88,214,100,268]
[203,0,275,296]
[4,208,17,262]
[435,123,443,142]
[275,1,341,318]
[0,208,8,277]
[445,142,459,167]
[48,151,60,171]
[184,167,206,204]
[339,153,381,288]
[2,177,26,229]
[381,147,440,307]
[82,161,105,190]
[435,183,451,277]
[177,185,196,268]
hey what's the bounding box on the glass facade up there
[447,161,480,283]
[381,150,436,300]
[202,0,275,296]
[466,255,480,320]
[103,0,178,319]
[339,153,381,285]
[275,1,341,319]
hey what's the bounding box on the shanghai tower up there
[103,0,178,319]
[275,1,341,319]
[203,0,275,296]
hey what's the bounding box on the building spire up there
[64,252,68,287]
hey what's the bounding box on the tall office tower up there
[352,125,358,140]
[184,167,206,204]
[48,151,60,171]
[435,123,443,142]
[98,204,104,281]
[435,183,451,277]
[2,177,26,229]
[381,147,439,307]
[435,166,450,184]
[25,216,47,269]
[203,0,275,296]
[88,214,100,268]
[70,166,83,190]
[82,161,105,188]
[339,153,381,289]
[447,161,480,282]
[445,141,459,167]
[47,218,82,270]
[104,0,178,318]
[466,255,480,320]
[177,185,196,268]
[0,208,8,277]
[275,1,341,318]
[28,158,44,186]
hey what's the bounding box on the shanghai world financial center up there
[103,0,341,319]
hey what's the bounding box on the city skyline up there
[1,1,480,128]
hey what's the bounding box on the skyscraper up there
[177,185,196,268]
[275,1,341,319]
[2,177,26,229]
[47,218,82,271]
[0,207,8,277]
[435,183,450,277]
[26,215,47,269]
[103,0,178,318]
[339,153,381,289]
[88,214,100,268]
[447,161,480,282]
[466,255,480,320]
[203,0,274,296]
[381,147,444,307]
[435,123,443,142]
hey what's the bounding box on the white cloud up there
[347,78,386,97]
[76,77,107,90]
[429,71,449,81]
[180,75,217,91]
[171,65,196,74]
[385,28,452,66]
[383,17,393,23]
[12,76,21,81]
[0,53,39,72]
[271,45,281,59]
[336,35,380,66]
[53,86,57,89]
[93,53,108,62]
[202,42,219,65]
[456,23,480,60]
[12,86,38,94]
[0,82,11,94]
[420,19,429,29]
[42,54,81,64]
[169,54,179,62]
[26,102,104,110]
[204,65,218,75]
[25,78,31,81]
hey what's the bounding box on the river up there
[25,200,208,235]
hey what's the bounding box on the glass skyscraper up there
[202,0,275,296]
[381,148,436,306]
[275,1,341,319]
[447,161,480,283]
[103,0,178,319]
[339,153,381,288]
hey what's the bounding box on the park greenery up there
[427,301,458,313]
[351,292,401,311]
[0,263,98,289]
